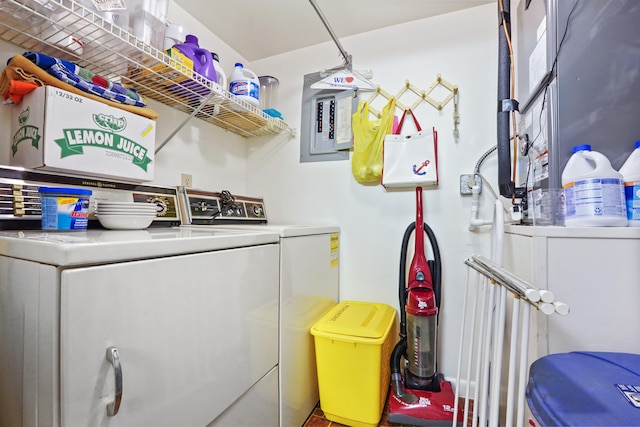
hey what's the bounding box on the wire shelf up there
[0,0,294,139]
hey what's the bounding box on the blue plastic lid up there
[235,62,243,68]
[39,186,92,196]
[572,144,591,153]
[527,352,640,426]
[635,140,640,149]
[263,108,283,119]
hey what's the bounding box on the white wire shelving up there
[0,0,295,140]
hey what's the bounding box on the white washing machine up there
[0,167,284,427]
[178,189,340,427]
[0,229,283,427]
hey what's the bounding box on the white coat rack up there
[365,75,460,140]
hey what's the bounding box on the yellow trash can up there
[310,300,397,427]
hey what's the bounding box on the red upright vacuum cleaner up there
[387,187,463,426]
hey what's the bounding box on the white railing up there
[453,201,569,427]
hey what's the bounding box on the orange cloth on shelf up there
[0,54,159,120]
[3,80,39,104]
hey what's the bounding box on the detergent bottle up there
[210,52,226,90]
[562,144,627,226]
[229,63,260,109]
[618,140,640,226]
[171,35,217,83]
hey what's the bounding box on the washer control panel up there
[178,187,267,225]
[0,166,181,229]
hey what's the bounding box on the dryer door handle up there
[106,346,123,417]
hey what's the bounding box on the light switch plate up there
[460,174,481,195]
[181,173,193,187]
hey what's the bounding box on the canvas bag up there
[382,109,438,188]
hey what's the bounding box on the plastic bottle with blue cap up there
[229,63,260,109]
[561,144,627,226]
[618,140,640,226]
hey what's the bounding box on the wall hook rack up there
[423,74,458,110]
[364,75,460,140]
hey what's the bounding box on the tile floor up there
[302,395,473,427]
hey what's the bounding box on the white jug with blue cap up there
[229,63,260,109]
[562,144,627,226]
[618,140,640,226]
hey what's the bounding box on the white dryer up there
[224,224,339,427]
[178,189,340,427]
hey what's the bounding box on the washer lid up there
[210,224,339,237]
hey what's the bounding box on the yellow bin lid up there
[311,300,396,343]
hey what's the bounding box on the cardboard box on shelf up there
[10,86,155,182]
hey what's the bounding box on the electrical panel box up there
[300,72,357,163]
[311,92,355,154]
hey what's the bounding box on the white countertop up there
[505,224,640,239]
[0,227,280,266]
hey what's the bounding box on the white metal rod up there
[156,89,217,153]
[466,259,558,319]
[464,259,531,301]
[538,289,555,303]
[453,268,472,427]
[462,271,483,427]
[472,255,541,302]
[489,199,505,427]
[505,296,522,426]
[516,303,532,427]
[478,281,497,427]
[471,275,490,427]
[308,0,351,67]
[489,285,507,427]
[553,301,570,316]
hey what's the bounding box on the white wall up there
[148,1,254,193]
[0,2,501,380]
[248,3,500,378]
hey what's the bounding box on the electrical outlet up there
[459,174,481,195]
[181,173,193,187]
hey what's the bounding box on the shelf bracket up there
[155,90,218,154]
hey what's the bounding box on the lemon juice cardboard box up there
[10,86,155,182]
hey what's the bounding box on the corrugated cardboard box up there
[10,86,155,182]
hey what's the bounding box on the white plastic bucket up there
[39,187,92,230]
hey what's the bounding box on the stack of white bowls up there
[96,201,158,230]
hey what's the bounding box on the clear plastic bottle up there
[228,63,260,109]
[618,140,640,226]
[561,144,627,226]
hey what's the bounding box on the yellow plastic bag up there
[351,98,396,184]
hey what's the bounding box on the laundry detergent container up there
[526,352,640,426]
[311,300,397,427]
